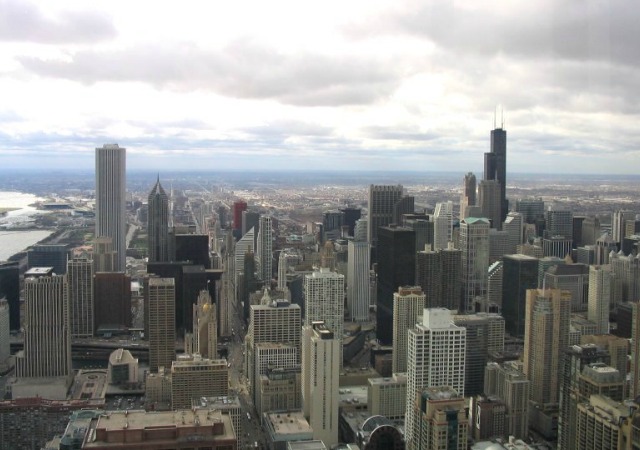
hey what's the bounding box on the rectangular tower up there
[391,286,425,373]
[367,184,403,247]
[146,277,176,372]
[67,256,94,338]
[95,144,126,271]
[460,218,490,313]
[347,240,370,322]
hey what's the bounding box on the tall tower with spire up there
[148,176,169,263]
[484,109,508,223]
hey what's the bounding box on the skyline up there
[0,0,638,173]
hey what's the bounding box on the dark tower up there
[147,176,169,263]
[0,261,20,330]
[484,113,507,223]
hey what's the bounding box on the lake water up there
[0,191,53,260]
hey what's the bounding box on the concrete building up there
[433,201,453,250]
[171,355,228,409]
[503,212,523,255]
[415,243,462,311]
[252,343,299,406]
[264,411,314,450]
[460,218,490,313]
[479,179,502,230]
[392,286,425,373]
[632,302,640,399]
[0,299,9,368]
[405,309,466,448]
[587,265,612,334]
[484,361,530,440]
[413,386,468,450]
[95,144,126,271]
[543,263,589,312]
[107,348,138,385]
[186,290,217,360]
[367,184,404,246]
[502,254,538,337]
[92,236,117,273]
[257,215,273,282]
[304,267,344,359]
[0,261,19,331]
[368,373,407,420]
[27,244,70,275]
[302,322,340,448]
[146,277,176,372]
[347,240,370,322]
[461,172,477,219]
[258,368,302,418]
[575,395,635,450]
[67,256,94,338]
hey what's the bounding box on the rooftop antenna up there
[501,105,505,129]
[493,106,497,129]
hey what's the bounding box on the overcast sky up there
[0,0,637,173]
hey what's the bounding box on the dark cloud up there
[0,0,116,43]
[17,39,401,106]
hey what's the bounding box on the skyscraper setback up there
[95,144,126,271]
[147,176,169,262]
[484,122,508,223]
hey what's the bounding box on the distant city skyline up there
[0,1,637,173]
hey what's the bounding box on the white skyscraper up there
[304,267,345,361]
[347,240,370,322]
[405,308,466,449]
[67,256,94,338]
[433,201,453,250]
[95,144,126,271]
[588,265,612,334]
[302,322,340,448]
[391,286,425,374]
[460,217,490,313]
[277,250,288,291]
[257,216,273,282]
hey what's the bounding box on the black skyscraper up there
[376,226,415,345]
[0,261,20,330]
[502,254,538,337]
[147,177,169,262]
[484,125,507,223]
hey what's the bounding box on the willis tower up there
[484,111,507,223]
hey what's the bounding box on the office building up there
[575,395,636,450]
[234,227,255,286]
[94,272,131,331]
[186,290,217,359]
[523,289,571,406]
[501,254,538,337]
[171,355,228,409]
[347,240,370,322]
[503,212,523,254]
[392,286,425,373]
[433,201,453,250]
[340,207,361,237]
[489,229,509,264]
[460,218,490,313]
[405,309,466,448]
[393,195,415,226]
[461,172,477,219]
[484,361,530,440]
[576,245,596,265]
[515,198,544,225]
[0,260,20,330]
[413,386,468,450]
[471,395,507,441]
[544,263,589,312]
[405,218,433,254]
[581,216,601,246]
[368,373,407,420]
[147,176,169,262]
[484,123,508,223]
[146,277,176,372]
[479,179,502,229]
[0,299,10,366]
[27,244,70,275]
[588,265,612,334]
[16,272,71,380]
[612,209,635,244]
[376,226,415,344]
[302,322,340,448]
[108,348,138,385]
[233,200,247,235]
[537,255,566,286]
[67,256,94,338]
[545,206,573,239]
[632,302,640,398]
[367,184,404,246]
[304,267,344,351]
[354,218,368,242]
[257,216,273,281]
[95,144,126,271]
[257,367,302,417]
[542,235,573,258]
[454,313,505,396]
[252,343,299,405]
[610,251,640,305]
[92,236,117,273]
[415,243,461,311]
[173,233,210,268]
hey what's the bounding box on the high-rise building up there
[594,234,617,265]
[376,226,415,344]
[461,172,477,219]
[588,265,612,334]
[479,179,502,230]
[537,255,566,287]
[304,267,344,358]
[405,218,433,253]
[0,299,10,366]
[503,212,523,254]
[368,373,407,420]
[489,228,509,264]
[94,272,131,330]
[92,236,117,272]
[413,386,468,450]
[454,313,505,397]
[487,261,503,312]
[347,240,370,322]
[433,201,453,250]
[631,302,640,398]
[170,355,228,409]
[0,260,20,330]
[27,244,70,275]
[393,195,415,226]
[502,254,538,337]
[67,256,94,338]
[484,124,508,223]
[367,184,403,246]
[610,252,640,306]
[545,206,573,240]
[484,361,530,440]
[460,218,490,313]
[234,227,255,286]
[392,286,425,373]
[523,289,571,406]
[515,198,544,226]
[257,216,273,282]
[405,308,466,449]
[612,209,635,245]
[415,243,462,311]
[581,216,601,246]
[302,322,340,448]
[186,290,217,359]
[575,395,636,450]
[95,144,126,271]
[543,263,589,312]
[146,277,176,372]
[340,207,362,237]
[233,200,247,234]
[354,218,368,242]
[147,176,169,262]
[16,272,71,379]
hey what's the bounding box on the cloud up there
[17,39,402,106]
[0,0,116,43]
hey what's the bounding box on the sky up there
[0,0,638,173]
